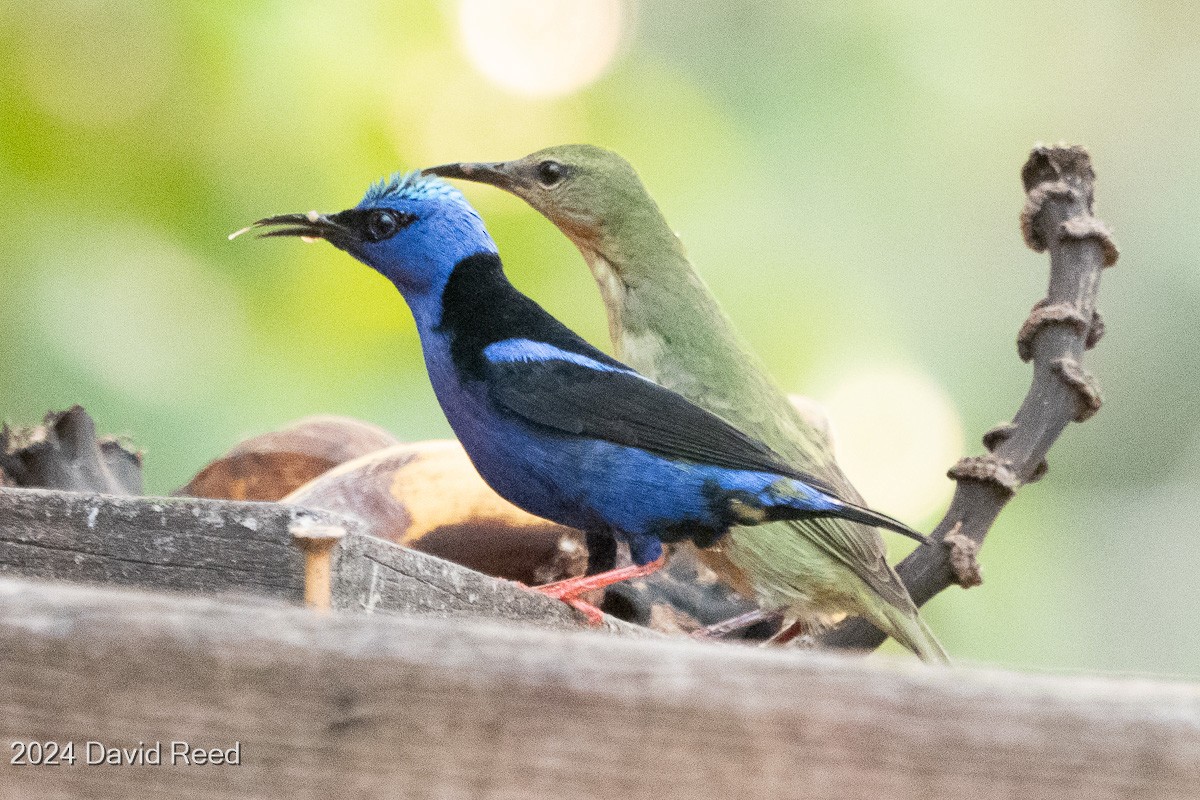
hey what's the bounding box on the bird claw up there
[513,555,668,627]
[512,579,607,626]
[554,594,607,626]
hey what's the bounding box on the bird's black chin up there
[422,162,527,191]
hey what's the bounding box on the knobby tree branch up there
[823,144,1119,652]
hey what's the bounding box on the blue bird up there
[245,173,929,623]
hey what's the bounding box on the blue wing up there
[481,338,836,491]
[481,338,928,545]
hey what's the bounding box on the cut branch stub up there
[822,144,1116,653]
[947,455,1020,495]
[942,522,983,589]
[1053,357,1104,423]
[0,406,142,495]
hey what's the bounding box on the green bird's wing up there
[741,391,916,610]
[627,315,919,608]
[790,505,913,610]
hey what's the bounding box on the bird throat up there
[576,245,624,328]
[577,245,653,364]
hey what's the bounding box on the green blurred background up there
[1,1,1196,676]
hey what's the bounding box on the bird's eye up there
[535,160,567,188]
[366,210,399,241]
[366,210,414,242]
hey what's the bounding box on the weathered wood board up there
[0,577,1196,800]
[0,486,644,633]
[0,486,315,598]
[333,528,651,635]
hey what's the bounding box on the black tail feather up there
[828,503,930,545]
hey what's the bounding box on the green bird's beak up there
[422,161,530,191]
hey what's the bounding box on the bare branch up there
[824,144,1118,652]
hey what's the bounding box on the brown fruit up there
[284,440,586,585]
[178,416,399,501]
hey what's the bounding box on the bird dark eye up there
[365,209,419,241]
[366,210,401,241]
[535,160,567,188]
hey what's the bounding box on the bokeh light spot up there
[457,0,628,98]
[821,367,964,523]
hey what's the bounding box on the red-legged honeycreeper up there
[244,172,934,629]
[425,147,948,661]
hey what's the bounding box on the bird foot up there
[508,580,606,626]
[520,555,668,626]
[537,590,607,626]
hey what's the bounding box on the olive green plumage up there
[426,145,947,662]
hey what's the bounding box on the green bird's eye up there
[535,160,567,188]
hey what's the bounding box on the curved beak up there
[422,161,529,191]
[228,211,356,244]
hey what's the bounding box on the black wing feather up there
[485,358,837,493]
[437,252,837,494]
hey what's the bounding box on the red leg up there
[531,555,668,625]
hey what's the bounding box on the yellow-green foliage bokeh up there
[1,1,1197,677]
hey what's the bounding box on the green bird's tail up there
[870,602,950,664]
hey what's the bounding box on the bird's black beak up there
[229,211,357,244]
[422,161,528,191]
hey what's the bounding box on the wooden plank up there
[0,487,642,633]
[0,486,319,599]
[334,530,653,636]
[0,577,1197,800]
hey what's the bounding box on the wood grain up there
[0,576,1196,800]
[0,486,642,633]
[333,530,651,636]
[0,486,313,598]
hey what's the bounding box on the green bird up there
[425,146,948,662]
